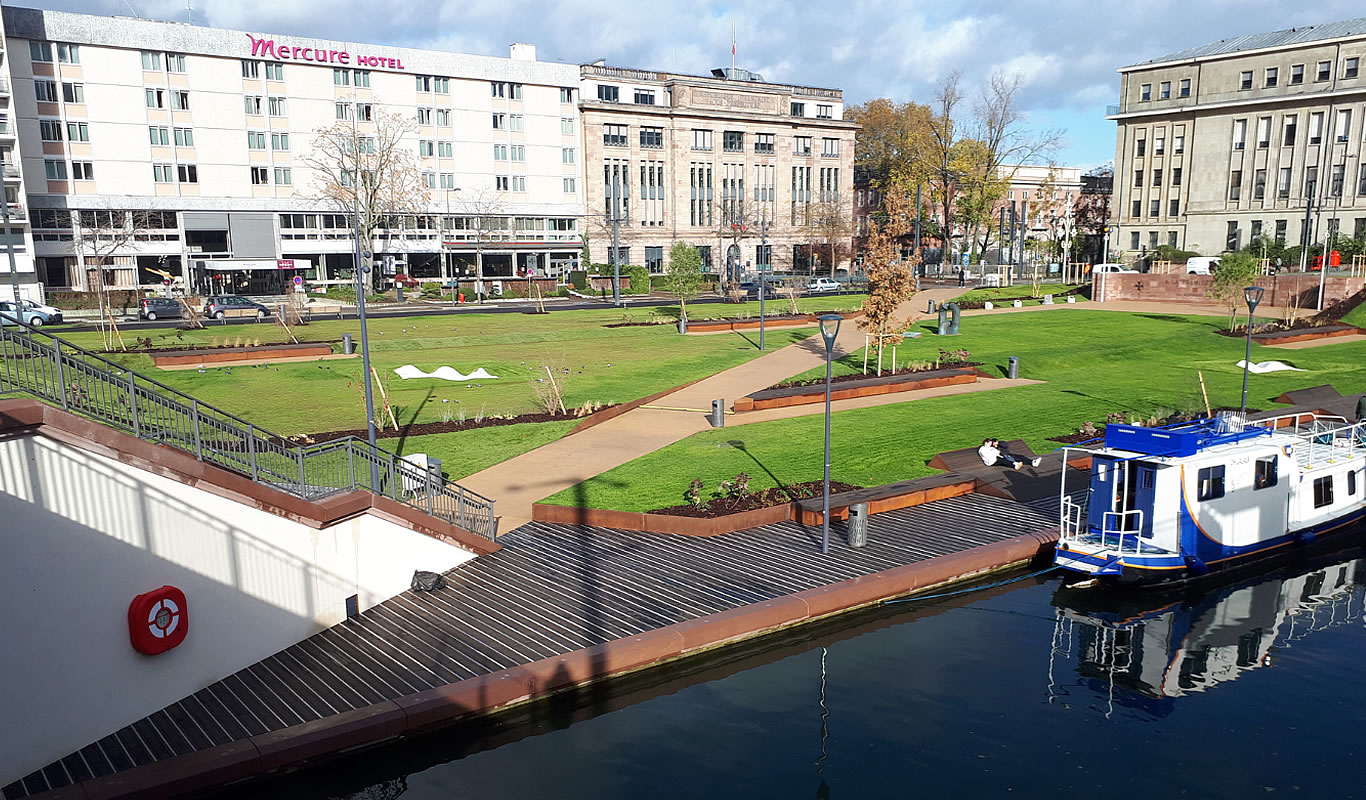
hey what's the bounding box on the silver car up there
[0,300,51,326]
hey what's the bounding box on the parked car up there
[1092,263,1138,274]
[17,299,63,324]
[202,295,271,320]
[140,297,191,321]
[806,277,844,293]
[1185,256,1219,275]
[0,300,51,326]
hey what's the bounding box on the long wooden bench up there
[928,438,1037,471]
[792,473,979,525]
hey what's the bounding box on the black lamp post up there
[1241,285,1265,415]
[818,314,842,555]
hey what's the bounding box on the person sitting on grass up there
[977,438,1041,470]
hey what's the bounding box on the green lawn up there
[1340,296,1366,328]
[543,309,1366,512]
[55,308,817,436]
[389,420,580,481]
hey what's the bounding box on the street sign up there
[961,253,969,266]
[162,278,171,286]
[292,275,304,286]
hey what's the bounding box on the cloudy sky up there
[19,0,1366,168]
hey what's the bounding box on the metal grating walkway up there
[5,494,1057,799]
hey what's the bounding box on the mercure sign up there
[247,34,407,71]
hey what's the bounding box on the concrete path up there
[460,287,964,530]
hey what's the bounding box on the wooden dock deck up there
[6,493,1059,800]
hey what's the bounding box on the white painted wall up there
[0,432,477,786]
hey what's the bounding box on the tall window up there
[61,82,84,103]
[171,91,190,110]
[274,167,292,185]
[1347,57,1361,79]
[66,122,89,141]
[30,42,53,63]
[793,136,812,156]
[416,75,432,92]
[723,131,744,152]
[1283,115,1297,146]
[44,159,67,180]
[1317,60,1332,82]
[1159,81,1171,99]
[147,88,167,109]
[35,81,58,103]
[1279,167,1292,198]
[1337,108,1352,142]
[1310,112,1324,144]
[791,101,805,116]
[436,109,450,126]
[560,87,574,103]
[1232,118,1247,150]
[755,133,775,154]
[165,53,187,73]
[1257,116,1270,147]
[1239,71,1253,90]
[1291,64,1304,84]
[1254,168,1266,199]
[150,126,170,146]
[333,68,350,86]
[242,60,260,79]
[247,131,265,150]
[1229,170,1242,201]
[822,138,840,157]
[1264,67,1278,87]
[509,115,523,132]
[271,132,289,151]
[640,126,663,148]
[174,127,193,147]
[1179,78,1191,97]
[691,129,713,151]
[604,124,627,147]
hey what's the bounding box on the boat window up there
[1096,462,1107,480]
[1254,457,1278,490]
[1349,470,1358,497]
[1313,475,1335,508]
[1197,465,1225,501]
[1140,468,1154,489]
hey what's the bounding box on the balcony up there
[2,164,18,180]
[0,77,10,94]
[1106,104,1120,117]
[0,122,13,137]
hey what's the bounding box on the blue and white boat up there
[1055,412,1366,585]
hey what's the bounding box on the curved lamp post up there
[818,314,842,555]
[1241,285,1265,416]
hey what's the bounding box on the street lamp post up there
[1240,285,1265,416]
[758,214,769,351]
[818,314,842,555]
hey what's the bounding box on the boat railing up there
[1100,510,1145,554]
[1060,495,1087,541]
[1253,413,1366,468]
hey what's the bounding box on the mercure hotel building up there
[0,3,854,301]
[0,3,585,297]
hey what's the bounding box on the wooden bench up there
[793,473,979,524]
[304,302,344,320]
[928,439,1037,471]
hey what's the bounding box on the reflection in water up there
[1048,555,1366,716]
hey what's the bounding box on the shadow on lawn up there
[1137,314,1201,324]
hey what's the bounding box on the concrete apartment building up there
[1,5,585,296]
[578,64,856,280]
[1109,18,1366,261]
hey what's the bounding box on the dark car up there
[202,295,271,320]
[139,297,190,321]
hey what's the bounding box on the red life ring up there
[129,586,189,655]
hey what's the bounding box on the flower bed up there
[150,342,335,366]
[651,481,862,518]
[734,367,978,413]
[767,361,983,391]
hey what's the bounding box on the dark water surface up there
[228,551,1366,799]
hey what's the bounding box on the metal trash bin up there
[342,333,355,354]
[1007,356,1020,380]
[678,316,688,334]
[927,299,937,313]
[711,398,726,428]
[848,502,869,548]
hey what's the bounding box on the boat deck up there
[5,493,1060,799]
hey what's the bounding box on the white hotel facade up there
[0,3,586,297]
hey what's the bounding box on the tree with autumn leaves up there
[858,191,919,374]
[846,72,1062,266]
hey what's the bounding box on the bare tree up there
[301,103,429,291]
[455,186,507,292]
[70,209,163,349]
[804,195,856,278]
[925,72,966,267]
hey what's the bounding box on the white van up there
[1185,256,1219,275]
[1093,263,1137,274]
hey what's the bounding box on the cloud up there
[25,0,1366,165]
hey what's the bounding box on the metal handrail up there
[0,322,498,539]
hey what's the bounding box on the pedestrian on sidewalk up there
[957,267,966,288]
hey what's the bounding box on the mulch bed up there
[768,362,981,391]
[1215,319,1358,338]
[603,320,675,328]
[295,408,613,444]
[953,288,1088,310]
[119,338,342,354]
[649,480,862,518]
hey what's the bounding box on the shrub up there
[419,282,443,299]
[568,270,589,291]
[622,265,650,295]
[685,479,705,509]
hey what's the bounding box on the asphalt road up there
[50,290,867,333]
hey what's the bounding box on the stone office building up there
[578,63,856,281]
[1109,18,1366,261]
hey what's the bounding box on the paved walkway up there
[461,287,965,530]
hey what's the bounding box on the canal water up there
[227,550,1366,799]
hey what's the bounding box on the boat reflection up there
[1047,553,1366,715]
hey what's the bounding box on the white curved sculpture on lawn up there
[394,365,500,381]
[1235,360,1305,374]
